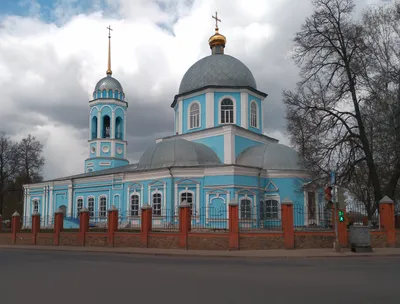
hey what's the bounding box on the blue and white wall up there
[85,99,129,172]
[23,166,318,230]
[173,89,265,136]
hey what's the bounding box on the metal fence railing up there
[118,211,141,232]
[191,206,229,233]
[293,201,334,231]
[151,208,179,232]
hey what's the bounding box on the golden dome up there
[208,27,226,48]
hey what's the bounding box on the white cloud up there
[1,0,350,180]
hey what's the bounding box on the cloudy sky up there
[0,0,387,179]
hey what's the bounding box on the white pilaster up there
[223,132,235,164]
[141,185,144,207]
[196,184,200,222]
[23,188,27,226]
[111,111,116,139]
[206,92,214,128]
[174,184,178,210]
[241,92,248,129]
[49,186,53,224]
[89,113,92,140]
[26,191,31,223]
[124,112,127,142]
[67,185,73,217]
[261,98,264,133]
[178,101,183,134]
[97,111,101,138]
[42,186,46,226]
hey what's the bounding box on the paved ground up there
[0,249,399,304]
[1,244,400,258]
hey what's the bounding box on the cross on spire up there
[107,25,113,38]
[212,12,221,30]
[106,25,113,76]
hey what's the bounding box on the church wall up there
[234,135,264,159]
[182,93,206,133]
[214,92,241,127]
[192,135,225,162]
[100,142,111,157]
[247,94,262,134]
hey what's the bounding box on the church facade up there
[22,18,325,230]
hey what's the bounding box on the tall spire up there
[209,12,226,55]
[106,25,113,76]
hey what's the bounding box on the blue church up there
[22,17,325,230]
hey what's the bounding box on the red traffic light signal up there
[324,186,333,203]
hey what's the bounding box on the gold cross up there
[107,25,113,38]
[212,12,221,29]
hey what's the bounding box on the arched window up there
[88,197,95,217]
[220,98,234,124]
[189,102,200,129]
[240,198,252,220]
[250,101,257,128]
[114,90,119,99]
[91,116,98,139]
[115,117,123,139]
[97,90,101,98]
[180,192,194,216]
[152,193,162,216]
[102,115,110,138]
[102,89,107,98]
[99,196,107,217]
[76,198,83,217]
[108,89,113,98]
[33,200,39,213]
[130,194,140,217]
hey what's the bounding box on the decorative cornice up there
[171,86,268,108]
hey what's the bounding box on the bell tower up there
[84,26,129,173]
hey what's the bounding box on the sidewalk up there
[1,245,400,258]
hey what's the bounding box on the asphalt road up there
[0,249,399,304]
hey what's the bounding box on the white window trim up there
[179,189,197,217]
[87,196,95,217]
[263,194,281,220]
[187,101,201,130]
[32,199,40,214]
[130,192,141,217]
[151,190,163,217]
[76,196,84,217]
[98,195,108,217]
[239,196,253,220]
[249,100,259,128]
[218,96,237,125]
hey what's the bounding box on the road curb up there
[1,245,400,259]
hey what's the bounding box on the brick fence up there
[0,198,399,250]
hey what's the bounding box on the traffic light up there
[324,186,333,203]
[338,210,344,222]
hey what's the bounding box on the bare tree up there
[283,0,400,215]
[18,134,45,184]
[0,132,18,214]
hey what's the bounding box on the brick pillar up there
[107,205,118,247]
[281,198,294,249]
[141,204,152,248]
[12,211,21,244]
[79,208,90,246]
[32,211,40,245]
[179,201,191,249]
[379,196,396,247]
[228,200,239,250]
[54,208,64,246]
[338,209,348,247]
[0,214,2,233]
